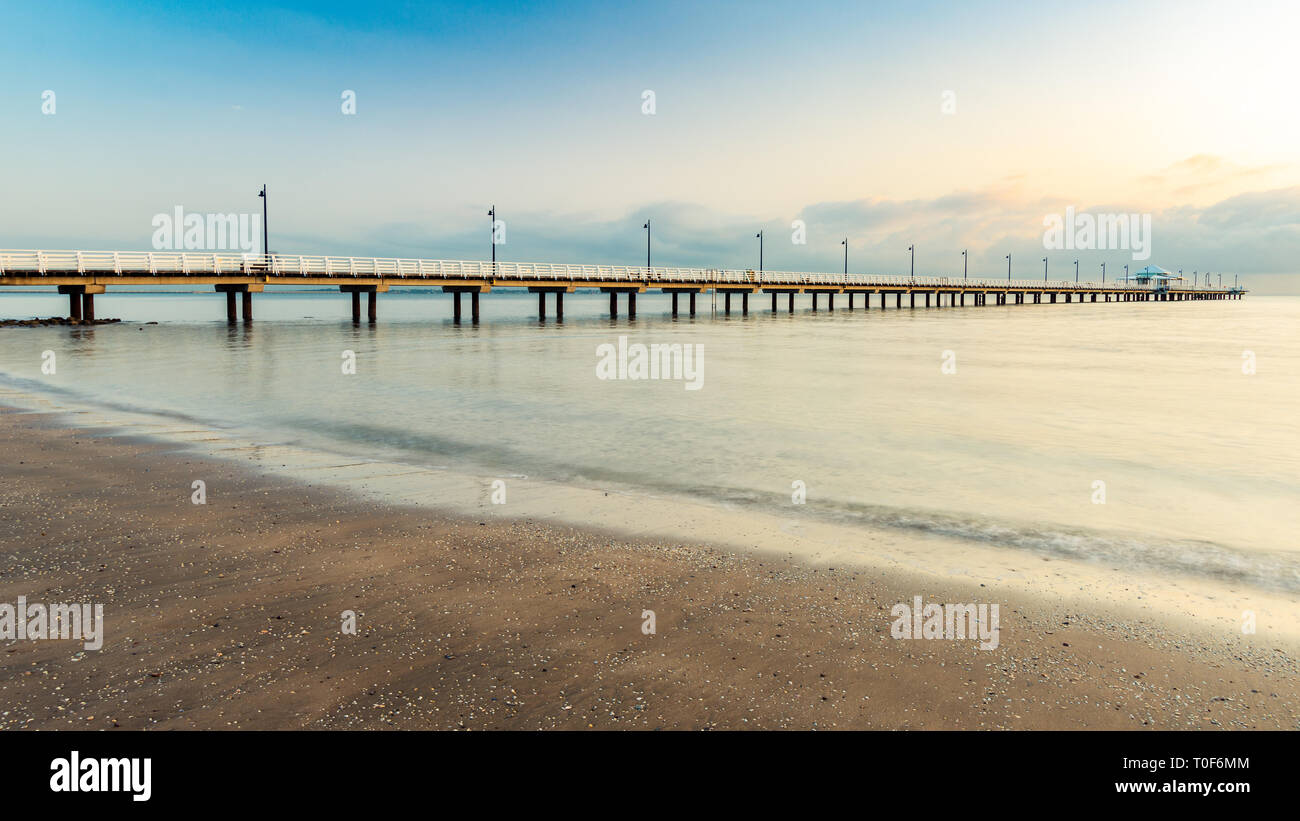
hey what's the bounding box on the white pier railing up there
[0,249,1220,292]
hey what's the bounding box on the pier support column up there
[828,293,835,311]
[741,293,748,315]
[82,293,95,321]
[811,293,818,311]
[689,293,696,316]
[788,293,794,313]
[453,292,462,323]
[228,291,239,322]
[539,292,547,320]
[848,293,854,310]
[604,286,643,319]
[556,292,564,321]
[351,291,361,322]
[217,284,262,323]
[59,286,99,321]
[895,293,901,308]
[366,290,376,322]
[910,293,916,308]
[724,292,731,315]
[672,293,679,317]
[771,292,777,312]
[472,291,480,323]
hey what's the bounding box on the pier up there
[0,249,1246,323]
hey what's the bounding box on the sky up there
[3,0,1299,291]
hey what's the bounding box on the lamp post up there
[1074,259,1078,283]
[1101,262,1106,284]
[1005,253,1011,283]
[257,185,268,258]
[643,220,651,274]
[961,249,967,282]
[488,205,496,273]
[842,238,848,278]
[756,230,763,274]
[909,244,914,280]
[1043,257,1048,282]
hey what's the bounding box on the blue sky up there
[3,0,1298,290]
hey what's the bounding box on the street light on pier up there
[643,220,651,274]
[1074,259,1079,283]
[842,238,848,278]
[1043,257,1048,282]
[488,205,497,273]
[1101,262,1106,284]
[756,230,764,274]
[1005,253,1011,283]
[909,244,915,280]
[257,185,268,258]
[961,249,967,282]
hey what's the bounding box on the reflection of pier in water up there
[1,249,1246,324]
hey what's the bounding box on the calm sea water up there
[3,289,1297,593]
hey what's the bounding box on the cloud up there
[13,161,1295,291]
[1141,154,1287,199]
[293,180,1298,288]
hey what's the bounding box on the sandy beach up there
[0,406,1296,730]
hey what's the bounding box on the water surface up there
[2,289,1296,595]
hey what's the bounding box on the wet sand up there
[0,407,1296,730]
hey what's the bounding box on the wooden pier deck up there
[0,249,1245,322]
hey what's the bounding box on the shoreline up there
[1,406,1297,729]
[4,376,1296,648]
